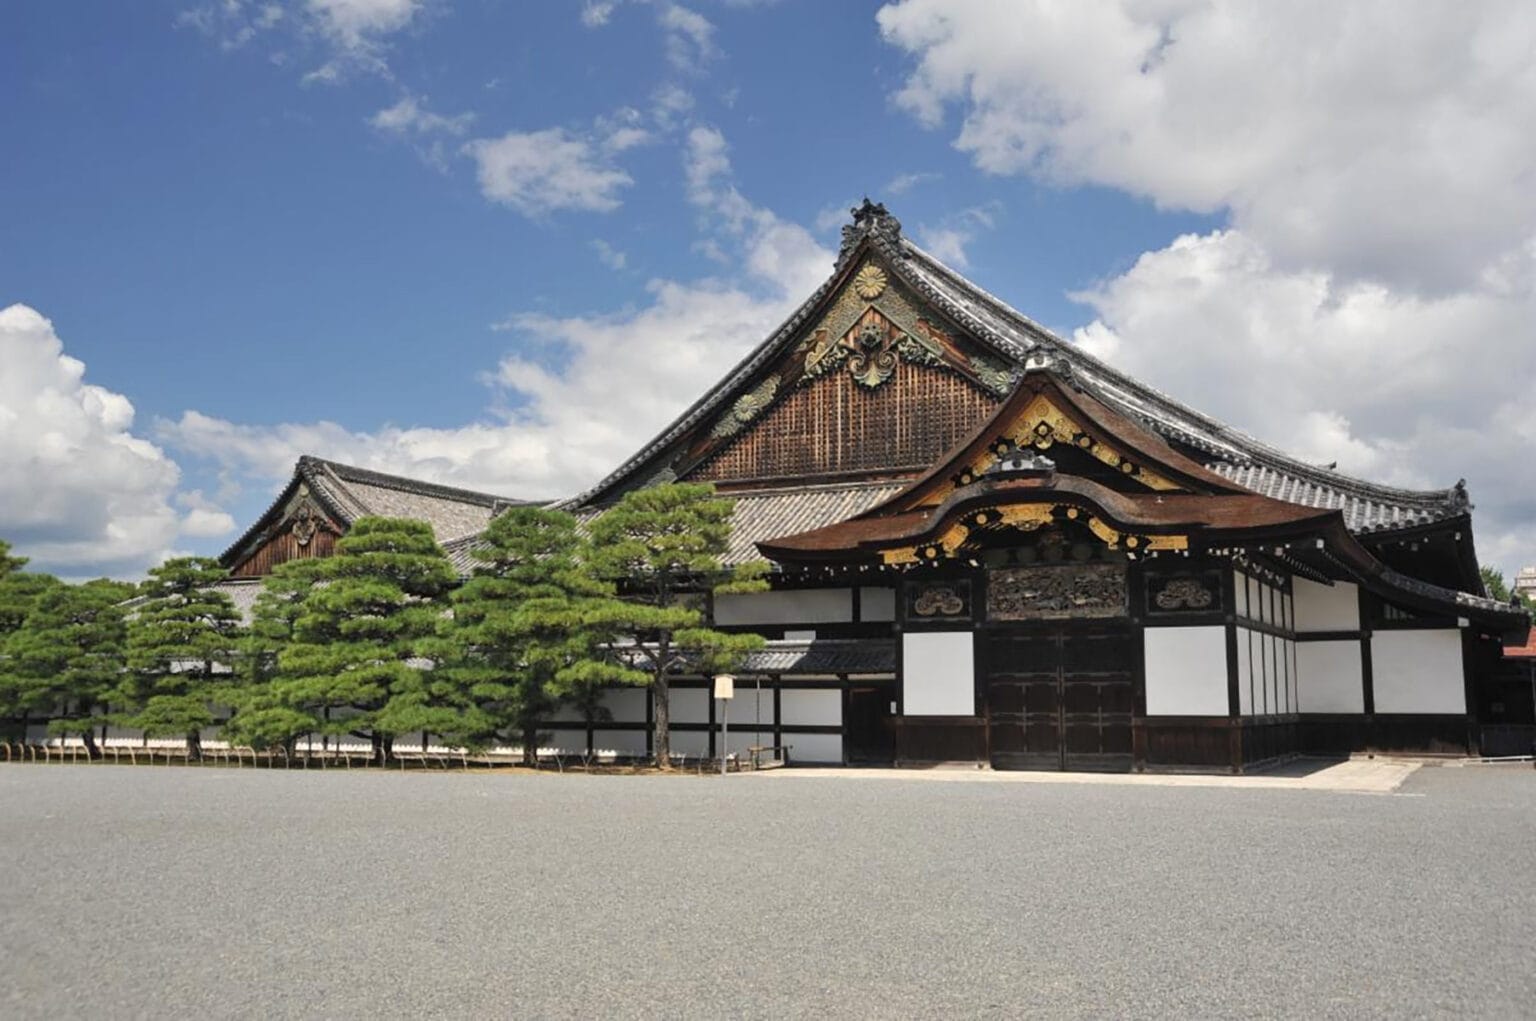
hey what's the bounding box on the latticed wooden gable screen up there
[692,360,1000,483]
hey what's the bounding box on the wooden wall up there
[693,360,998,484]
[229,524,338,578]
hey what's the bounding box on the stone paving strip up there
[760,756,1420,793]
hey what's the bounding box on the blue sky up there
[2,1,1533,580]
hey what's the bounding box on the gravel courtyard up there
[2,764,1532,1019]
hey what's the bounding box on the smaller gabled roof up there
[220,456,532,569]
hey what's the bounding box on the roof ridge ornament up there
[839,198,903,262]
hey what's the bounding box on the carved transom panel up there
[1146,571,1223,615]
[987,563,1128,621]
[905,578,972,621]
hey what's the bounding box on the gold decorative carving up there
[987,563,1128,620]
[847,321,898,388]
[711,376,781,438]
[853,264,888,300]
[958,393,1181,492]
[291,504,318,547]
[1154,577,1214,610]
[913,585,966,617]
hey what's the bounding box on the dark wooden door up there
[845,685,895,764]
[984,627,1134,772]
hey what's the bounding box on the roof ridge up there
[297,455,529,508]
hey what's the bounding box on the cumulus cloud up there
[0,305,185,577]
[461,122,645,217]
[878,0,1536,293]
[914,203,999,269]
[160,129,833,507]
[1070,230,1536,574]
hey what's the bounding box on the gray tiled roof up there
[569,202,1470,536]
[741,638,895,675]
[723,483,904,565]
[207,579,266,625]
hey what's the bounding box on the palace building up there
[222,201,1531,771]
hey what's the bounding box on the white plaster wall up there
[1237,628,1254,715]
[902,632,975,716]
[1234,571,1248,618]
[724,728,772,757]
[1296,641,1364,713]
[860,587,896,622]
[1144,626,1229,716]
[785,733,842,764]
[780,688,842,727]
[545,700,586,723]
[669,687,709,725]
[722,689,773,728]
[540,728,588,755]
[599,687,648,723]
[1372,630,1466,714]
[714,589,853,626]
[1263,632,1277,714]
[591,730,647,757]
[668,730,709,757]
[1293,578,1360,632]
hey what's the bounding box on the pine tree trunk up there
[522,724,537,768]
[653,673,671,769]
[185,729,202,762]
[82,729,100,761]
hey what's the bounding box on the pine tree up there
[220,557,326,752]
[122,558,244,759]
[587,483,765,768]
[437,506,645,765]
[2,579,134,757]
[0,541,63,741]
[270,517,457,764]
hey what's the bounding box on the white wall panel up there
[780,688,842,727]
[539,729,588,755]
[669,687,709,725]
[1372,630,1466,714]
[859,587,896,622]
[545,700,586,723]
[668,730,710,757]
[722,688,773,728]
[1296,641,1364,713]
[1293,578,1360,632]
[714,589,853,626]
[1144,626,1229,716]
[723,728,772,757]
[902,632,975,716]
[1234,571,1248,618]
[1237,628,1254,715]
[592,729,647,757]
[599,687,648,724]
[785,733,842,764]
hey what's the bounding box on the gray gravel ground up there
[1,763,1533,1020]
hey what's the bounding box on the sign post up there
[714,674,735,775]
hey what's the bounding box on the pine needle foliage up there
[587,482,765,767]
[122,557,244,759]
[435,506,645,763]
[1,578,133,754]
[266,517,457,763]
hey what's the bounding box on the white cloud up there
[0,305,184,577]
[160,129,833,510]
[462,128,635,216]
[883,171,940,196]
[591,239,628,270]
[1070,230,1536,576]
[581,1,617,28]
[301,0,425,82]
[878,0,1536,293]
[914,203,998,269]
[658,3,717,71]
[176,1,285,50]
[369,93,473,136]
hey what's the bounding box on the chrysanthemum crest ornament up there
[853,264,888,300]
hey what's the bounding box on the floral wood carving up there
[853,264,888,300]
[987,563,1128,621]
[913,585,966,617]
[711,375,781,438]
[847,320,898,388]
[1153,577,1215,611]
[290,502,320,546]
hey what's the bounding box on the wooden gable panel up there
[690,357,1000,485]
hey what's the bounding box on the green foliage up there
[1,579,133,751]
[252,517,458,758]
[1481,565,1535,611]
[0,541,62,644]
[435,506,643,761]
[587,483,765,766]
[122,557,244,754]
